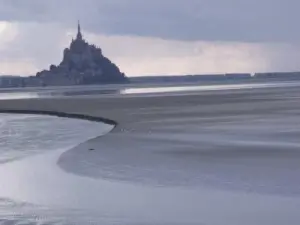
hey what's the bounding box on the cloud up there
[0,1,300,76]
[0,21,69,75]
[0,0,299,42]
[86,33,271,76]
[0,21,273,76]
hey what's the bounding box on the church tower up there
[76,20,83,40]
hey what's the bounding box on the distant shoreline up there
[0,76,300,92]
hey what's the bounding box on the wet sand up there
[1,84,300,224]
[1,85,300,191]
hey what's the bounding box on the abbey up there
[36,22,128,86]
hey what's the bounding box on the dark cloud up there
[0,0,299,42]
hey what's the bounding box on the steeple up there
[76,20,83,40]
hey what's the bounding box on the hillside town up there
[0,22,128,88]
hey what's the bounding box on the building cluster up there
[35,22,127,86]
[0,22,128,88]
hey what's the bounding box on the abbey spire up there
[76,20,83,40]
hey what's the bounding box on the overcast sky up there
[0,0,299,76]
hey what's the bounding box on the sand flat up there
[1,84,300,224]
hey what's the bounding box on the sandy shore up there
[1,83,300,224]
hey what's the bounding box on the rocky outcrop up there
[36,22,128,86]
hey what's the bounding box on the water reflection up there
[121,81,300,94]
[0,81,300,100]
[0,92,39,100]
[0,89,121,100]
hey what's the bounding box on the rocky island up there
[34,22,128,86]
[2,22,300,88]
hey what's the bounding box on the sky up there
[0,0,300,77]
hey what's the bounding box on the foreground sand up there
[1,84,300,224]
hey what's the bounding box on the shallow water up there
[0,114,115,224]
